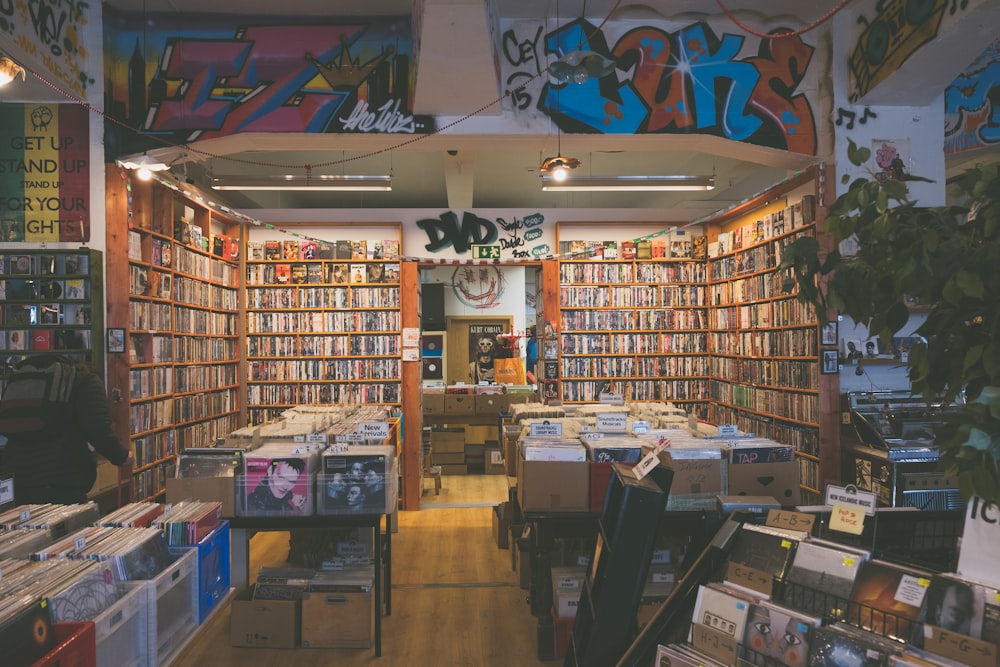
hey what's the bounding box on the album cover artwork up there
[849,560,930,640]
[422,358,442,380]
[0,597,57,666]
[727,524,802,582]
[781,540,869,618]
[321,451,390,513]
[742,601,820,667]
[806,623,896,667]
[915,574,988,644]
[243,455,311,515]
[421,334,443,357]
[691,583,753,641]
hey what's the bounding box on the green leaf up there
[964,345,984,372]
[876,189,888,213]
[956,270,984,298]
[886,301,910,332]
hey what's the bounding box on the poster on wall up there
[872,138,910,183]
[468,324,506,384]
[0,104,91,242]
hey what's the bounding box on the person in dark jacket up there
[0,355,131,504]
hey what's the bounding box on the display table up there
[229,514,391,657]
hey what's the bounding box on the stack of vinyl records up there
[176,448,244,478]
[32,525,173,581]
[240,443,321,516]
[153,500,222,546]
[0,503,100,559]
[98,501,165,528]
[319,445,396,515]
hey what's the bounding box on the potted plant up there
[780,141,1000,502]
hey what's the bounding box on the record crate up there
[31,622,96,667]
[167,520,231,624]
[146,548,199,666]
[94,581,151,667]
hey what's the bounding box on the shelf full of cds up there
[554,227,711,416]
[243,226,403,425]
[0,248,105,389]
[106,167,243,504]
[704,166,828,505]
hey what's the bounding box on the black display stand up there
[229,514,391,657]
[564,463,673,667]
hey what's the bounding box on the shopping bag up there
[493,357,526,384]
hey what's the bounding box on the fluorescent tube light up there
[211,174,392,192]
[541,175,715,192]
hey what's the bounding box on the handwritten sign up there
[726,561,774,596]
[0,477,12,505]
[632,452,660,481]
[829,503,865,535]
[766,509,816,533]
[691,623,739,665]
[825,484,877,516]
[598,392,624,405]
[924,625,997,667]
[631,420,650,435]
[306,433,329,444]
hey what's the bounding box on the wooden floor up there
[172,474,556,666]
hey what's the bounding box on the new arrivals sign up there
[0,104,90,242]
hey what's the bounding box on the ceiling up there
[6,0,993,215]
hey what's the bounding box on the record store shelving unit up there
[105,166,243,503]
[554,229,711,418]
[242,226,403,426]
[544,166,835,506]
[702,165,833,505]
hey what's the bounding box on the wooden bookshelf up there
[106,165,243,503]
[553,225,710,417]
[704,165,831,504]
[243,227,403,426]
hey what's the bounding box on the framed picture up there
[821,350,839,374]
[820,322,838,346]
[107,328,125,354]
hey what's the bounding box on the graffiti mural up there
[945,39,1000,154]
[503,18,818,155]
[4,0,96,98]
[102,8,434,159]
[848,0,973,102]
[415,211,549,260]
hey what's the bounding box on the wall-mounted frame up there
[821,349,839,374]
[107,328,125,354]
[820,322,838,346]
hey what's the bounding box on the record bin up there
[31,622,96,667]
[93,581,150,667]
[167,520,231,623]
[146,548,199,666]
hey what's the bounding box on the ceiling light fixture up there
[0,56,26,86]
[541,175,716,192]
[117,153,170,181]
[210,174,393,192]
[539,155,581,182]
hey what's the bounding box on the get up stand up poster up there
[0,103,91,243]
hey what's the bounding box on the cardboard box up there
[431,452,465,465]
[485,448,504,475]
[166,476,236,518]
[476,394,511,415]
[422,394,445,415]
[444,394,476,415]
[727,446,800,506]
[517,451,590,513]
[230,586,299,649]
[300,589,373,649]
[645,447,727,511]
[439,463,468,475]
[431,430,465,454]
